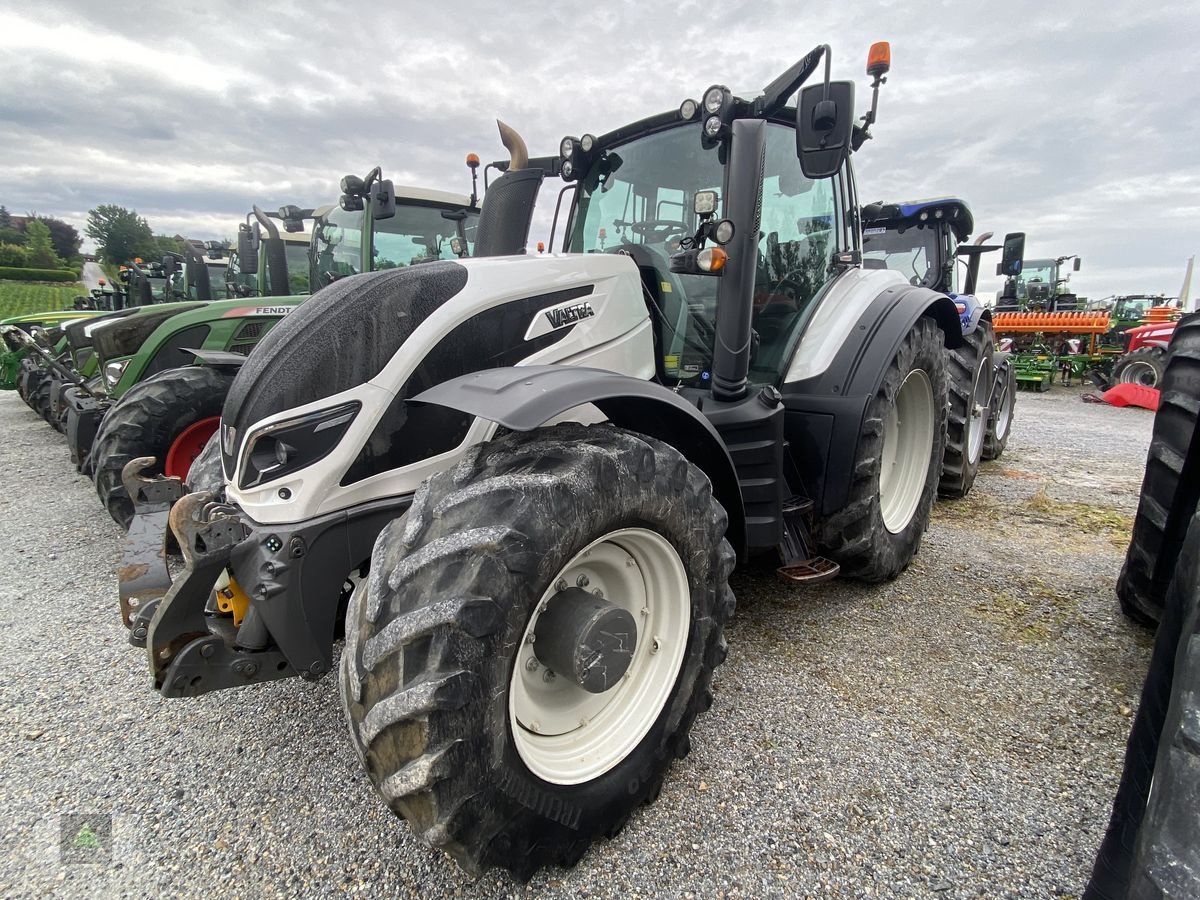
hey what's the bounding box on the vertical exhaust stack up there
[710,119,767,403]
[472,120,543,258]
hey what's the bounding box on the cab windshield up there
[283,242,310,295]
[569,121,838,385]
[1015,263,1054,300]
[310,205,476,290]
[206,264,228,299]
[863,224,940,288]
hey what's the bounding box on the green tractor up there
[88,175,480,526]
[995,253,1081,312]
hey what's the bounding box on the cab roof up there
[861,197,974,242]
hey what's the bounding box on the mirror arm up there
[754,44,830,118]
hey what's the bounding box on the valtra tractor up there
[89,179,480,527]
[119,43,969,877]
[860,198,1025,493]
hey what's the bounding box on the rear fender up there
[412,365,746,556]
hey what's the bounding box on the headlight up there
[239,401,360,490]
[704,116,723,138]
[579,133,596,153]
[104,359,129,389]
[703,86,725,114]
[560,137,577,159]
[679,98,699,121]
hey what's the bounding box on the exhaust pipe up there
[497,120,528,171]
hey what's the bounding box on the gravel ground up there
[0,385,1156,899]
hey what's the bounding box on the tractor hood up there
[220,263,469,475]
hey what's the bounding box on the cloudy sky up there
[1,0,1197,300]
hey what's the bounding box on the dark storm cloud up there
[1,0,1196,298]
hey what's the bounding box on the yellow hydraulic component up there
[993,310,1111,334]
[213,570,251,626]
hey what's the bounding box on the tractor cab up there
[541,44,893,396]
[230,205,318,299]
[310,178,479,290]
[859,198,974,294]
[997,253,1080,311]
[163,240,230,302]
[118,258,172,307]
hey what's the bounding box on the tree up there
[0,205,23,246]
[0,205,10,228]
[0,243,28,267]
[86,204,154,267]
[35,216,83,262]
[24,219,63,269]
[152,234,183,258]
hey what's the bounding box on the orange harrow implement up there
[992,311,1111,334]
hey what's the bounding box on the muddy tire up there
[812,315,949,582]
[91,365,234,529]
[1085,512,1200,900]
[341,423,735,878]
[1114,347,1166,388]
[983,353,1016,461]
[939,320,994,498]
[1116,314,1200,626]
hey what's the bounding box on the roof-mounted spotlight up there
[558,134,597,182]
[699,84,733,148]
[340,174,365,196]
[679,98,699,121]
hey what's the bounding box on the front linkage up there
[119,459,406,696]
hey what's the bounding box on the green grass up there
[0,281,83,319]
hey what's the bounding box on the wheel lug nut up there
[525,657,539,671]
[542,669,557,683]
[591,588,603,598]
[556,579,568,592]
[576,574,590,588]
[651,637,661,654]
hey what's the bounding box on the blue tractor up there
[861,198,1023,495]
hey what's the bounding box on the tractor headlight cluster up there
[104,359,129,389]
[339,174,367,211]
[558,133,598,182]
[239,401,361,490]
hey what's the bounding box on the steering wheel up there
[629,219,690,241]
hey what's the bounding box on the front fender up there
[412,365,746,555]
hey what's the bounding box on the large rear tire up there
[1114,347,1166,388]
[1085,512,1200,900]
[939,320,994,498]
[982,353,1016,461]
[812,315,949,582]
[341,423,735,878]
[31,376,54,426]
[91,365,234,529]
[1116,314,1200,626]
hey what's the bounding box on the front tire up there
[812,315,949,582]
[91,365,234,529]
[939,321,994,498]
[1114,347,1166,388]
[341,424,735,878]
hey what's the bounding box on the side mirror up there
[998,232,1025,278]
[372,178,396,220]
[796,80,855,179]
[237,225,259,275]
[161,255,177,277]
[1073,257,1081,272]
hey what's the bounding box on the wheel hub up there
[533,587,637,693]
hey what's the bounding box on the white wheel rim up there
[967,355,991,465]
[995,375,1013,441]
[509,528,690,785]
[879,369,935,534]
[1120,361,1158,386]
